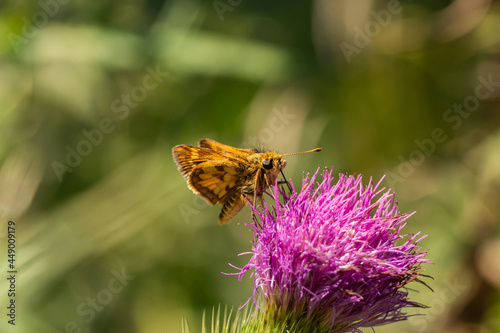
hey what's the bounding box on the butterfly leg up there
[249,189,266,222]
[279,170,292,196]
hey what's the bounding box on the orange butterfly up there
[172,139,321,224]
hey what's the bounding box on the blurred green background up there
[1,0,500,332]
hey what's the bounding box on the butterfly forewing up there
[198,138,257,155]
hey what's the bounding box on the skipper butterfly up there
[172,138,321,224]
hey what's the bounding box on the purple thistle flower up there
[235,168,431,332]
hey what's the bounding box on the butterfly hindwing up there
[189,160,244,205]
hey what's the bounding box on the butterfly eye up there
[262,159,273,170]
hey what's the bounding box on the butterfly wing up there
[173,141,252,176]
[172,144,249,203]
[198,138,257,155]
[188,160,244,205]
[173,144,225,177]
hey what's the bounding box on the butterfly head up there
[260,152,286,175]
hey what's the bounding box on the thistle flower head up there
[236,168,431,332]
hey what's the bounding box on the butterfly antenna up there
[283,148,322,156]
